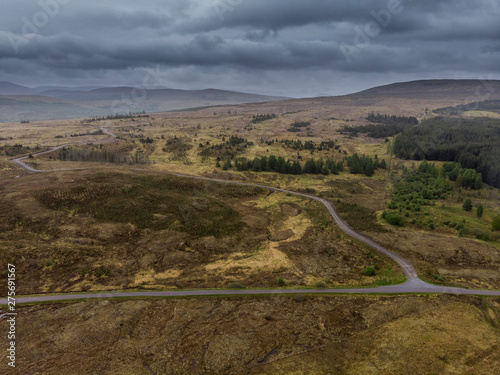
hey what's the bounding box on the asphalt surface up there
[4,129,500,305]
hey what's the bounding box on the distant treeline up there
[219,155,343,175]
[71,130,104,137]
[218,153,385,177]
[84,112,150,122]
[251,114,278,123]
[394,116,500,188]
[366,113,419,126]
[261,139,339,152]
[434,100,500,116]
[288,121,311,132]
[199,136,254,158]
[58,147,150,164]
[341,113,418,138]
[345,154,386,177]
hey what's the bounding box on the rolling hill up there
[2,79,500,123]
[0,83,288,123]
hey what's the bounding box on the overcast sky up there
[1,0,500,97]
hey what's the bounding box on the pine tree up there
[476,205,484,218]
[303,159,316,174]
[462,198,473,212]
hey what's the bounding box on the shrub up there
[315,281,327,288]
[365,266,376,276]
[381,211,405,226]
[227,282,245,289]
[277,277,285,286]
[474,230,489,241]
[430,274,444,282]
[459,227,470,237]
[476,205,484,218]
[492,216,500,231]
[294,294,306,302]
[462,198,473,212]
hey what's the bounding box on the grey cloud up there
[0,0,499,97]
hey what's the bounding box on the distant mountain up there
[34,86,106,94]
[4,79,499,123]
[0,82,109,96]
[0,81,33,95]
[37,87,286,103]
[353,79,500,100]
[0,83,288,123]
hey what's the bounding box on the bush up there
[474,229,490,241]
[294,294,306,302]
[365,266,376,276]
[492,216,500,231]
[476,205,484,218]
[462,198,473,212]
[227,282,245,289]
[277,277,285,286]
[459,227,470,237]
[315,281,327,288]
[430,274,444,282]
[381,211,405,226]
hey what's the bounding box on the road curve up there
[136,170,419,279]
[5,131,500,304]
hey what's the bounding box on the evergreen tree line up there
[70,130,104,137]
[366,113,418,126]
[287,121,311,133]
[394,116,500,188]
[218,155,344,175]
[259,138,337,152]
[199,136,253,158]
[251,114,278,123]
[345,154,386,177]
[277,139,337,151]
[58,147,150,164]
[84,112,149,122]
[434,100,500,116]
[341,113,418,139]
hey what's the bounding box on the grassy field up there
[1,295,499,374]
[0,170,404,295]
[2,96,500,292]
[2,92,500,374]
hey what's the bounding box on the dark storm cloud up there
[0,0,499,97]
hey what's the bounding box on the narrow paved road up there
[4,130,500,305]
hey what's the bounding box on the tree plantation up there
[394,116,500,188]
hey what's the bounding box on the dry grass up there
[1,295,498,374]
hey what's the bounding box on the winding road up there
[3,128,500,305]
